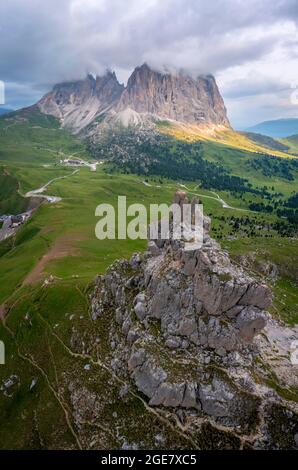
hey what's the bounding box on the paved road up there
[0,169,79,242]
[178,184,254,213]
[25,168,79,201]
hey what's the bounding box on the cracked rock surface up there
[90,193,298,449]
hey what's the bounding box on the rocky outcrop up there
[90,192,298,449]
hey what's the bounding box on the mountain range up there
[37,63,230,134]
[0,108,12,116]
[246,118,298,138]
[32,64,298,160]
[1,62,298,452]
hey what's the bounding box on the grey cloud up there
[0,0,297,126]
[222,76,290,99]
[226,88,298,129]
[0,0,297,83]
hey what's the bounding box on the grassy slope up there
[0,109,297,316]
[199,140,298,198]
[0,167,27,214]
[157,121,297,159]
[241,132,290,153]
[0,108,90,165]
[0,168,179,304]
[282,134,298,154]
[1,166,270,303]
[223,237,298,326]
[0,110,297,449]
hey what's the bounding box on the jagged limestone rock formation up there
[37,63,230,134]
[116,64,230,127]
[38,71,124,133]
[90,192,298,449]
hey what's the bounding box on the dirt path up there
[178,184,255,212]
[139,180,253,212]
[23,233,81,285]
[36,310,199,449]
[0,304,7,319]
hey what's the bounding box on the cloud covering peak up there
[0,0,297,127]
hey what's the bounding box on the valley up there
[0,68,297,450]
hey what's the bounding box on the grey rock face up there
[147,241,160,257]
[38,71,124,133]
[165,336,182,349]
[96,207,273,414]
[239,282,272,309]
[132,358,167,398]
[181,383,199,409]
[202,317,239,353]
[89,194,298,448]
[236,307,267,343]
[141,219,270,350]
[128,348,147,370]
[134,302,147,321]
[199,378,235,417]
[129,348,199,409]
[116,64,230,127]
[149,382,186,407]
[37,64,230,134]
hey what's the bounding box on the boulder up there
[236,306,267,342]
[199,377,235,417]
[134,302,147,320]
[239,282,272,309]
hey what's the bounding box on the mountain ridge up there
[0,108,13,116]
[38,70,124,133]
[246,118,298,138]
[37,63,230,134]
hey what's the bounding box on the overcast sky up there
[0,0,297,128]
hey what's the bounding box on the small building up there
[10,214,23,227]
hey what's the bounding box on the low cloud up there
[222,75,290,99]
[0,0,297,125]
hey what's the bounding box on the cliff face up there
[37,64,230,133]
[116,64,230,127]
[38,71,124,133]
[89,192,298,449]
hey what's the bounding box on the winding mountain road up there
[25,168,79,202]
[178,184,254,212]
[0,169,79,242]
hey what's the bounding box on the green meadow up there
[0,111,297,448]
[0,109,297,314]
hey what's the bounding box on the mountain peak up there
[136,62,151,72]
[116,64,230,127]
[38,70,124,133]
[37,63,230,132]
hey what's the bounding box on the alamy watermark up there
[95,196,204,248]
[0,80,5,105]
[0,340,5,365]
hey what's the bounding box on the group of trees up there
[248,202,274,213]
[286,192,298,208]
[90,126,298,235]
[212,214,297,239]
[249,155,298,181]
[98,128,271,196]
